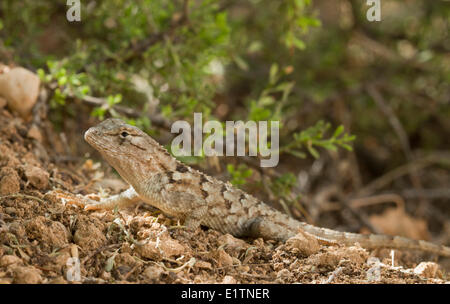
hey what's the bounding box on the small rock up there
[13,266,43,284]
[308,245,368,267]
[0,96,6,108]
[27,125,43,142]
[4,207,17,215]
[100,271,112,281]
[414,262,441,279]
[218,234,248,249]
[285,230,321,256]
[8,221,27,239]
[73,220,107,251]
[195,261,212,270]
[115,253,141,268]
[216,249,233,267]
[137,238,187,260]
[0,67,40,119]
[24,165,49,190]
[114,265,132,277]
[142,265,165,281]
[0,168,20,195]
[26,216,69,250]
[51,250,72,272]
[0,255,23,267]
[221,275,237,284]
[276,268,291,279]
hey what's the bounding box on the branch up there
[79,94,171,129]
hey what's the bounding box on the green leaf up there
[234,55,249,71]
[105,253,117,272]
[269,63,279,84]
[292,38,306,50]
[307,145,319,158]
[287,150,306,159]
[333,125,344,138]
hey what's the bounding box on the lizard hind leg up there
[246,217,296,242]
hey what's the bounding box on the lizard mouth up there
[84,127,97,147]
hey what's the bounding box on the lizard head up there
[84,118,172,185]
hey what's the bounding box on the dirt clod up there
[25,216,69,250]
[12,266,43,284]
[414,262,441,279]
[24,165,49,190]
[0,255,22,267]
[0,168,21,195]
[142,265,165,281]
[73,218,106,251]
[285,230,321,256]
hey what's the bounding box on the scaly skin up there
[83,118,450,256]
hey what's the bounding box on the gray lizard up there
[82,118,450,256]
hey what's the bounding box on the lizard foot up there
[49,190,101,210]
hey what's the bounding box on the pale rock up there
[24,165,49,189]
[13,266,43,284]
[414,262,441,279]
[285,230,320,256]
[221,275,237,284]
[0,67,40,119]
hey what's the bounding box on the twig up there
[323,266,343,284]
[366,84,429,210]
[399,188,450,200]
[358,152,449,196]
[153,257,196,273]
[321,194,405,213]
[81,243,121,265]
[0,193,47,205]
[239,272,272,280]
[79,94,171,129]
[335,191,381,234]
[366,84,412,160]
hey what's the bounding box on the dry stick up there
[357,152,449,196]
[400,188,450,200]
[81,243,121,265]
[321,193,405,213]
[366,84,428,209]
[0,193,47,205]
[334,191,381,234]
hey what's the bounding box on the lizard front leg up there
[84,186,141,211]
[183,205,208,230]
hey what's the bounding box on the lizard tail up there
[297,222,450,257]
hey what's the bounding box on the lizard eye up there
[120,131,129,138]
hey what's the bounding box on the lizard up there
[81,118,450,257]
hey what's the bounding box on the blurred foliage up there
[0,0,448,196]
[227,164,253,186]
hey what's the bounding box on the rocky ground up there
[0,107,449,284]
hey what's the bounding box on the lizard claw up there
[49,190,103,210]
[84,202,105,211]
